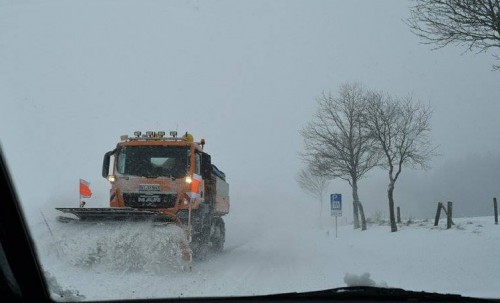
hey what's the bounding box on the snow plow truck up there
[56,131,229,264]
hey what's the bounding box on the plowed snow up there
[41,219,187,274]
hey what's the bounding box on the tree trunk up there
[358,201,367,230]
[352,183,360,229]
[387,181,397,232]
[352,180,367,230]
[353,202,360,229]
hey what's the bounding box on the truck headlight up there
[107,175,116,183]
[185,176,192,184]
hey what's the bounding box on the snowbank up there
[30,214,500,301]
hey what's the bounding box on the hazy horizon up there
[1,0,499,226]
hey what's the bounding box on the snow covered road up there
[30,211,500,302]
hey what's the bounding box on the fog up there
[1,0,499,231]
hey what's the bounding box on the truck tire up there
[210,218,225,253]
[191,234,209,261]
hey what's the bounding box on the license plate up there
[139,184,160,191]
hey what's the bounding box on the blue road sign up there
[330,193,342,216]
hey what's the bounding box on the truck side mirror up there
[201,152,212,179]
[102,149,115,178]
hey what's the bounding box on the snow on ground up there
[30,212,500,302]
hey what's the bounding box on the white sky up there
[1,0,499,225]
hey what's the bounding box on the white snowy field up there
[29,212,500,302]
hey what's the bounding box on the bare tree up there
[300,83,380,231]
[406,0,500,70]
[365,92,437,232]
[296,167,329,228]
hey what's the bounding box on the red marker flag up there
[79,179,92,198]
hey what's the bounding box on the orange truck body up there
[106,139,229,219]
[57,131,229,262]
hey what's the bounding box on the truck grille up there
[123,193,177,209]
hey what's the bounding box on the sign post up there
[330,193,342,238]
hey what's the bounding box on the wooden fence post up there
[397,207,401,224]
[447,201,453,229]
[434,202,442,226]
[494,197,498,225]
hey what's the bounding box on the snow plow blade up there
[55,207,177,222]
[55,207,192,265]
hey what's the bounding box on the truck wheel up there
[210,218,225,253]
[191,235,209,261]
[191,214,213,261]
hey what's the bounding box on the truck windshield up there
[116,146,189,178]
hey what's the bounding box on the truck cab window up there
[116,146,189,178]
[117,148,126,174]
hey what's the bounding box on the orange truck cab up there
[102,130,229,258]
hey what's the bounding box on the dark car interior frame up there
[0,146,51,302]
